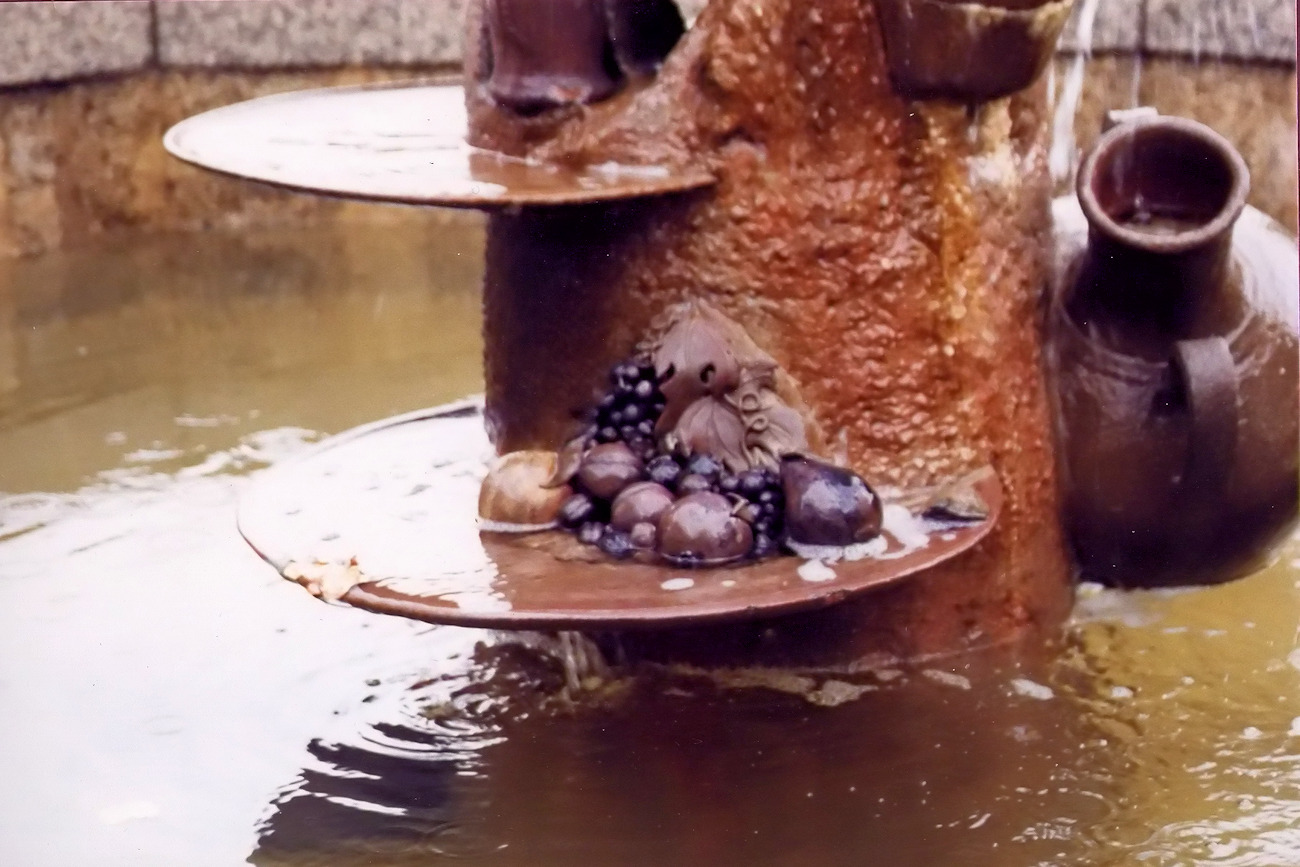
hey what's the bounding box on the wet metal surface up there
[238,403,1001,630]
[163,83,716,208]
[1,225,1298,866]
[1049,196,1300,585]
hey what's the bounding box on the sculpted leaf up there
[746,401,809,467]
[653,307,741,431]
[673,396,750,472]
[725,363,780,416]
[652,301,777,433]
[643,300,814,471]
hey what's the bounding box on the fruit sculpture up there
[479,301,988,570]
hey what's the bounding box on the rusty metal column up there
[467,0,1074,665]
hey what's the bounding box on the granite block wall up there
[0,0,1294,258]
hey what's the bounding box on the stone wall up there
[0,67,472,259]
[1053,56,1298,233]
[1051,0,1298,232]
[0,0,1294,259]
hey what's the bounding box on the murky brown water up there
[1,223,1297,867]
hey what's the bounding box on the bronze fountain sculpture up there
[165,0,1298,669]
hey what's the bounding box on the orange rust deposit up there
[465,0,1074,665]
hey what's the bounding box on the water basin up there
[0,223,1297,866]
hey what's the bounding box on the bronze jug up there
[872,0,1074,100]
[484,0,621,113]
[1048,113,1299,586]
[482,0,684,114]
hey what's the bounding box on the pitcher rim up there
[1077,115,1251,256]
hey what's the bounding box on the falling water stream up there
[1049,0,1104,185]
[0,223,1296,866]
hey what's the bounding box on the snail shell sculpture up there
[478,450,572,531]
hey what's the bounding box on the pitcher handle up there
[1171,337,1239,496]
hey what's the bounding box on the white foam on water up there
[674,0,707,26]
[1076,581,1107,599]
[590,161,671,179]
[797,560,838,583]
[125,448,186,463]
[98,800,160,826]
[557,631,612,692]
[922,669,972,691]
[785,502,938,567]
[882,504,930,552]
[1010,678,1055,701]
[788,536,888,564]
[476,518,559,534]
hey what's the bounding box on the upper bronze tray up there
[164,82,715,208]
[237,401,1002,631]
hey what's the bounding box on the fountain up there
[164,0,1297,670]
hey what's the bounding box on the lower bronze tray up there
[238,400,1001,631]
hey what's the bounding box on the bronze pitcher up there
[484,0,622,113]
[1048,113,1299,586]
[482,0,684,113]
[872,0,1074,100]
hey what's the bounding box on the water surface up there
[1,224,1296,867]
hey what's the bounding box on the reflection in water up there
[248,593,1300,867]
[254,662,503,866]
[0,217,484,492]
[1,225,1297,867]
